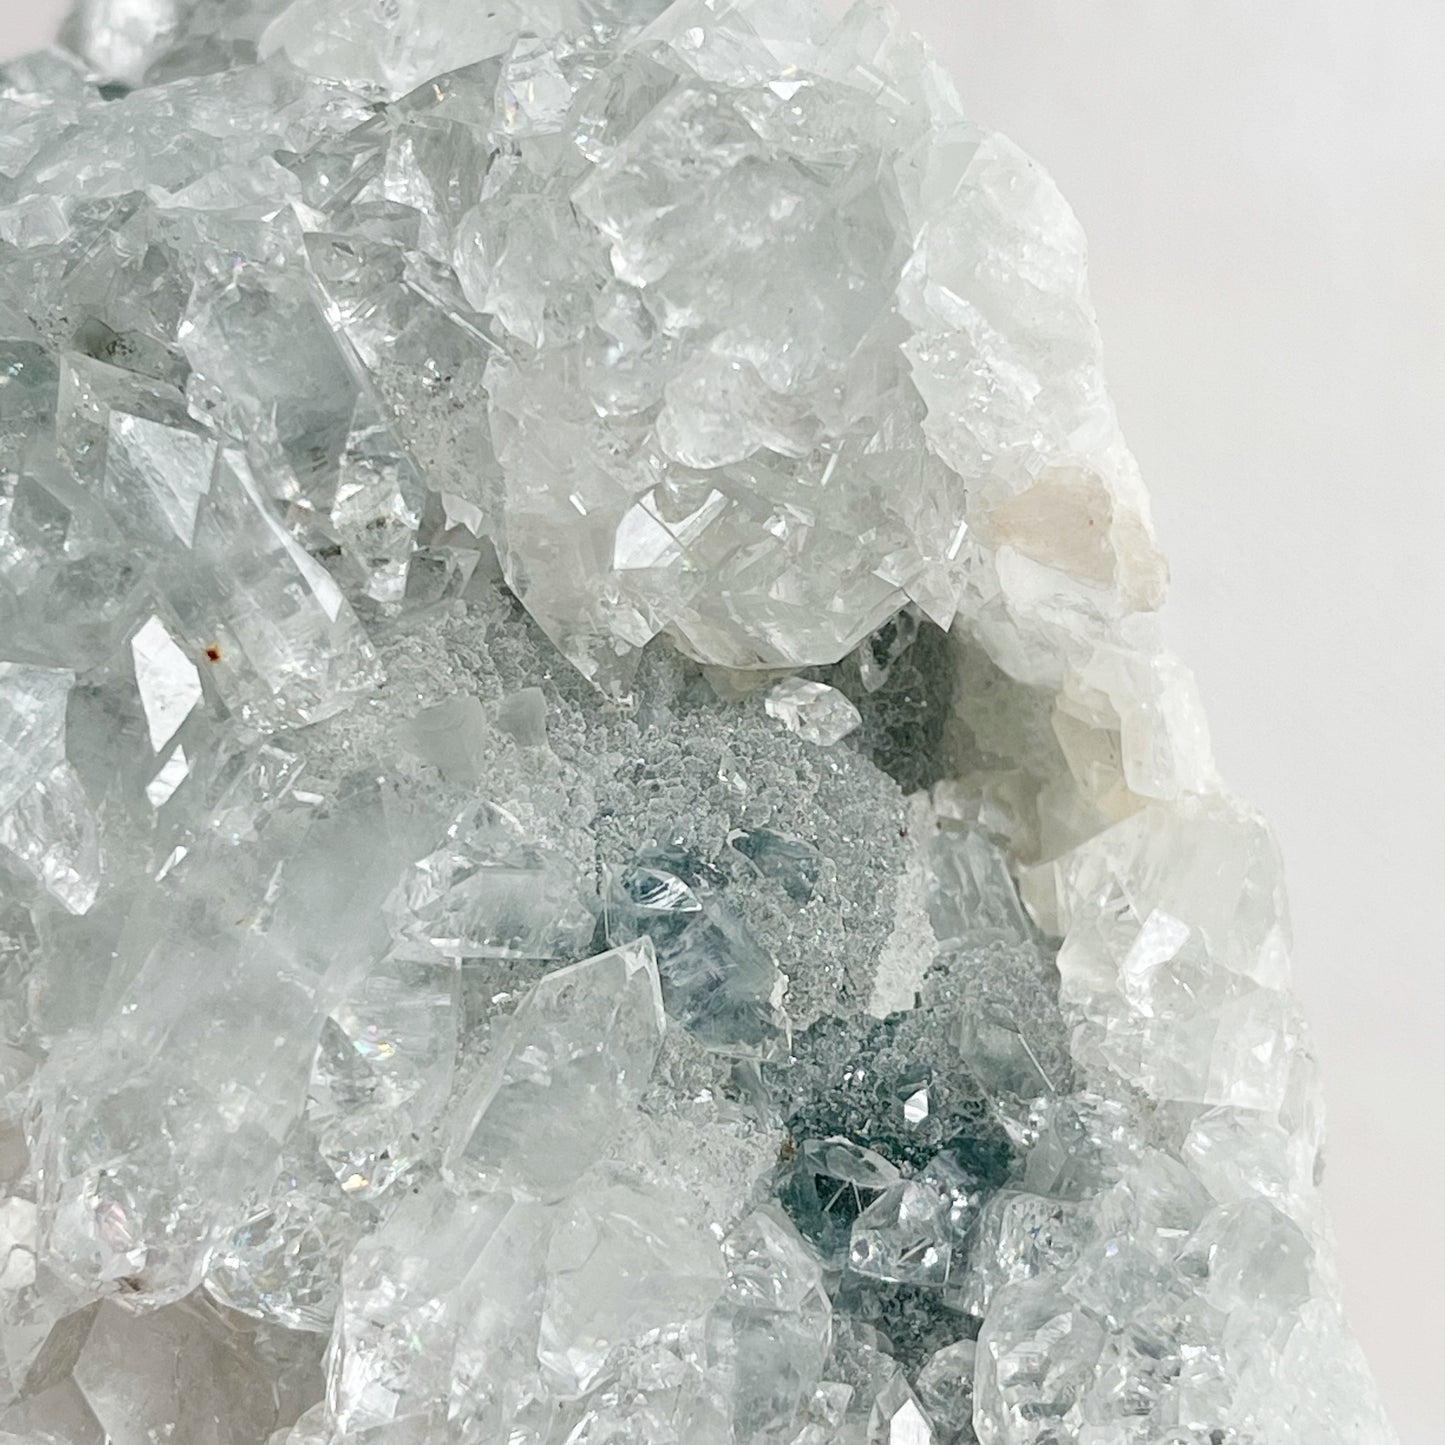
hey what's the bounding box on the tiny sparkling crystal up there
[0,2,1398,1444]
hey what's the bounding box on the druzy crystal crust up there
[0,2,1398,1444]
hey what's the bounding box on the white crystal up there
[847,1181,952,1287]
[444,939,666,1199]
[386,801,596,963]
[1024,797,1299,1111]
[143,744,190,807]
[104,412,216,548]
[540,1183,723,1393]
[0,664,72,817]
[130,615,202,752]
[765,678,863,747]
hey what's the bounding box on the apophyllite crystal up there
[0,2,1399,1443]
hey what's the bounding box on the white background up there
[891,8,1444,1442]
[4,4,1442,1441]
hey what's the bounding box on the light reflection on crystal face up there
[144,744,190,807]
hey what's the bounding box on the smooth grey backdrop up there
[3,3,1441,1441]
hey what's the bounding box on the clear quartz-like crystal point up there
[71,1293,324,1445]
[307,954,458,1199]
[444,939,666,1198]
[711,1206,834,1443]
[973,1278,1106,1445]
[539,1182,724,1394]
[765,679,863,747]
[385,802,596,963]
[847,1181,952,1288]
[605,845,789,1059]
[868,1375,936,1445]
[914,1339,978,1445]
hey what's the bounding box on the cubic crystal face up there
[0,2,1398,1445]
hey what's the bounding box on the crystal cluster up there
[0,2,1398,1444]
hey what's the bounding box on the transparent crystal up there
[868,1375,935,1445]
[710,1206,833,1444]
[973,1278,1106,1445]
[70,1292,323,1445]
[444,939,666,1199]
[605,845,789,1059]
[956,1191,1086,1319]
[307,955,458,1199]
[328,1185,524,1435]
[777,1138,900,1267]
[1024,797,1299,1111]
[386,801,596,963]
[192,453,382,729]
[0,761,99,915]
[130,615,203,751]
[766,679,864,747]
[203,1179,364,1334]
[540,1183,723,1394]
[848,1181,952,1288]
[914,1339,978,1445]
[103,412,217,547]
[0,665,72,815]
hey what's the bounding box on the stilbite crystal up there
[0,1,1400,1444]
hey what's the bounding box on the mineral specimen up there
[0,1,1399,1444]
